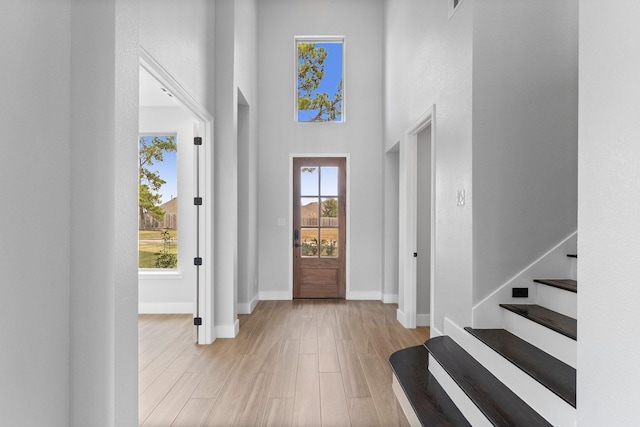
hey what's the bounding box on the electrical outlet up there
[512,288,529,298]
[278,218,286,226]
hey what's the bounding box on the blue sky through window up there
[297,41,343,122]
[139,135,177,204]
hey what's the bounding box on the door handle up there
[294,229,299,241]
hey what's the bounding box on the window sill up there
[138,269,183,280]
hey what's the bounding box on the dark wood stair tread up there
[500,304,577,340]
[533,279,577,293]
[425,336,552,427]
[464,328,576,407]
[389,345,470,426]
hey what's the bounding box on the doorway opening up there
[398,106,436,328]
[416,127,431,326]
[138,49,214,345]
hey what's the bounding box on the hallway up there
[139,300,429,426]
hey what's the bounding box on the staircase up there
[390,254,577,426]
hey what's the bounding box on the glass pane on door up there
[320,228,339,257]
[301,228,319,257]
[300,167,319,196]
[320,167,338,196]
[301,197,319,226]
[320,197,338,227]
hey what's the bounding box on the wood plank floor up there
[139,300,430,426]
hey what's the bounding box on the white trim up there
[259,291,292,301]
[397,308,408,328]
[416,314,431,327]
[139,48,215,345]
[237,295,259,315]
[294,35,346,123]
[347,291,382,301]
[216,318,240,339]
[392,375,422,427]
[472,231,577,328]
[289,154,351,300]
[138,303,193,314]
[138,270,184,280]
[399,106,436,329]
[383,293,398,304]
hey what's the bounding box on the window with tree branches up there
[296,37,344,122]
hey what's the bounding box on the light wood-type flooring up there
[139,300,430,426]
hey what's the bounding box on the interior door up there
[293,157,346,298]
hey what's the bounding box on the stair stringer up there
[445,319,576,426]
[473,232,577,328]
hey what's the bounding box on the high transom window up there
[295,36,345,122]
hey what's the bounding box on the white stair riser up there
[392,375,422,427]
[536,285,577,318]
[428,358,492,427]
[446,321,576,427]
[503,310,577,368]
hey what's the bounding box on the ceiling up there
[139,67,179,107]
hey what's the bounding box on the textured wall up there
[578,1,640,424]
[257,0,385,298]
[0,1,71,425]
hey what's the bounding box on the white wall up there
[578,1,640,424]
[140,0,215,107]
[138,106,197,314]
[235,0,260,314]
[0,2,71,425]
[385,0,473,333]
[383,147,399,303]
[257,0,385,299]
[69,0,140,424]
[214,0,259,332]
[472,0,578,305]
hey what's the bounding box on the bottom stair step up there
[425,336,552,427]
[465,327,576,408]
[389,345,470,426]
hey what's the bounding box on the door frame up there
[398,105,436,329]
[140,48,215,344]
[289,153,351,299]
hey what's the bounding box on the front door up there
[293,157,346,298]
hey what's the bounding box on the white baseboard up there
[237,295,260,314]
[259,291,291,300]
[383,293,398,304]
[138,302,193,314]
[397,308,408,328]
[216,318,240,338]
[347,291,382,300]
[416,313,430,326]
